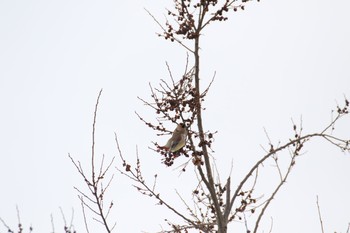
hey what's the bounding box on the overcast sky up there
[0,1,350,232]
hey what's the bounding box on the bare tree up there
[1,1,349,233]
[61,1,350,233]
[115,0,350,233]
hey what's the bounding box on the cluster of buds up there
[137,63,217,166]
[138,67,198,166]
[159,0,260,42]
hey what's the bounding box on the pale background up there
[0,0,349,232]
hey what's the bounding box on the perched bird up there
[163,123,187,153]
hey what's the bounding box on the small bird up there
[163,123,187,153]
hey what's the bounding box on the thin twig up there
[144,8,194,53]
[316,195,325,233]
[268,217,273,233]
[91,89,103,186]
[80,197,90,233]
[59,207,67,227]
[0,217,12,232]
[69,208,75,232]
[16,205,21,227]
[253,154,296,233]
[50,214,55,233]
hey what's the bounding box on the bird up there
[163,123,187,153]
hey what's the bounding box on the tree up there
[114,0,350,233]
[2,1,349,233]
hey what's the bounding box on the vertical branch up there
[70,89,116,233]
[92,89,103,185]
[50,214,55,233]
[193,5,226,232]
[16,205,22,232]
[316,195,325,233]
[91,89,112,233]
[223,177,231,220]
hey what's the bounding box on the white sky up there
[0,0,350,232]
